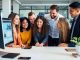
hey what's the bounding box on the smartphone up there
[18,57,31,60]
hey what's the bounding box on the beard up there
[51,16,56,19]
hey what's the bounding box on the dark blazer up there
[68,15,80,47]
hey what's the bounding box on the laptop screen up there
[2,18,13,46]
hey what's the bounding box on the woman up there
[33,16,49,47]
[20,17,32,48]
[57,18,70,47]
[8,13,23,48]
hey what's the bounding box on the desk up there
[0,46,80,60]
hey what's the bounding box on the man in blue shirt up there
[44,5,64,46]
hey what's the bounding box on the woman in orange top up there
[57,18,70,47]
[20,17,32,48]
[8,13,24,48]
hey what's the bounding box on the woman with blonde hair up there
[57,18,70,47]
[8,13,24,48]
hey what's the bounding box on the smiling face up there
[69,7,80,18]
[22,19,28,29]
[50,9,58,19]
[13,15,20,25]
[37,19,43,29]
[29,14,36,24]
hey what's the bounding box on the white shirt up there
[44,13,64,38]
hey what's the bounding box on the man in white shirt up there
[44,5,64,46]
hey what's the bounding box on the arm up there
[18,33,24,47]
[13,33,17,45]
[34,34,40,46]
[34,34,39,43]
[68,20,80,47]
[41,34,48,45]
[27,29,32,45]
[12,32,22,48]
[68,42,75,47]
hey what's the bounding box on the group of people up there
[8,2,80,48]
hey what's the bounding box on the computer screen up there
[0,18,13,49]
[2,18,13,46]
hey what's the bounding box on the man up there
[28,12,36,46]
[44,5,64,46]
[28,12,36,27]
[68,2,80,47]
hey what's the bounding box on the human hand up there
[21,44,26,48]
[39,43,44,47]
[35,42,40,47]
[12,45,21,48]
[58,43,68,47]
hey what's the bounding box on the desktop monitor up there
[0,12,4,49]
[0,18,13,49]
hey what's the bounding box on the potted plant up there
[71,37,80,55]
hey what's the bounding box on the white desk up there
[0,46,80,60]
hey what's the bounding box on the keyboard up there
[2,53,20,58]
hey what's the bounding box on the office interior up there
[0,0,80,60]
[0,0,80,20]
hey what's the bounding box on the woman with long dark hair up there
[33,16,49,47]
[20,17,32,48]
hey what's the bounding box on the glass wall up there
[20,10,31,17]
[19,6,69,19]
